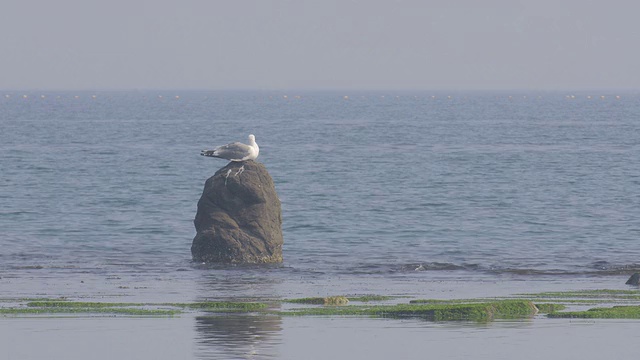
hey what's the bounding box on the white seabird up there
[201,134,259,161]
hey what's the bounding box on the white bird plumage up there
[201,134,259,161]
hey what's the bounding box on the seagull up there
[201,134,259,161]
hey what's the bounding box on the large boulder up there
[192,160,283,263]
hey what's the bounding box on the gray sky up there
[1,0,638,90]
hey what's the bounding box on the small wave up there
[583,261,640,275]
[346,261,640,277]
[191,261,285,272]
[0,211,38,216]
[401,262,479,272]
[11,265,45,270]
[347,262,480,274]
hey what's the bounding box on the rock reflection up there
[194,264,285,299]
[195,314,282,359]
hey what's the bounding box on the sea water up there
[1,91,639,300]
[2,91,640,360]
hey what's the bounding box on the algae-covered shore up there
[3,273,640,360]
[3,289,640,320]
[4,285,640,360]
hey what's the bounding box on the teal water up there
[1,91,639,300]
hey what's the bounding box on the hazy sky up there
[1,0,638,90]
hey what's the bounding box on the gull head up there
[248,134,256,142]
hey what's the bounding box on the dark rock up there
[626,273,640,285]
[191,160,283,263]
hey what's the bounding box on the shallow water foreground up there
[1,276,639,360]
[2,314,640,360]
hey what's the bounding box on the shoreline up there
[3,287,640,320]
[4,285,640,359]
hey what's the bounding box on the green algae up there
[27,301,146,308]
[283,300,538,321]
[285,297,327,304]
[518,289,640,300]
[534,303,566,314]
[410,298,497,305]
[26,300,266,311]
[528,299,604,305]
[16,300,179,316]
[548,305,640,319]
[409,299,566,314]
[511,289,640,319]
[347,295,394,302]
[0,300,268,317]
[0,297,548,321]
[0,307,179,316]
[171,301,268,311]
[285,297,349,305]
[286,295,391,305]
[8,290,640,321]
[0,297,69,303]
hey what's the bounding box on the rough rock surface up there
[191,160,283,263]
[626,273,640,285]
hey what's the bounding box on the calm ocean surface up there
[1,90,639,300]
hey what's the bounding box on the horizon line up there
[3,87,640,93]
